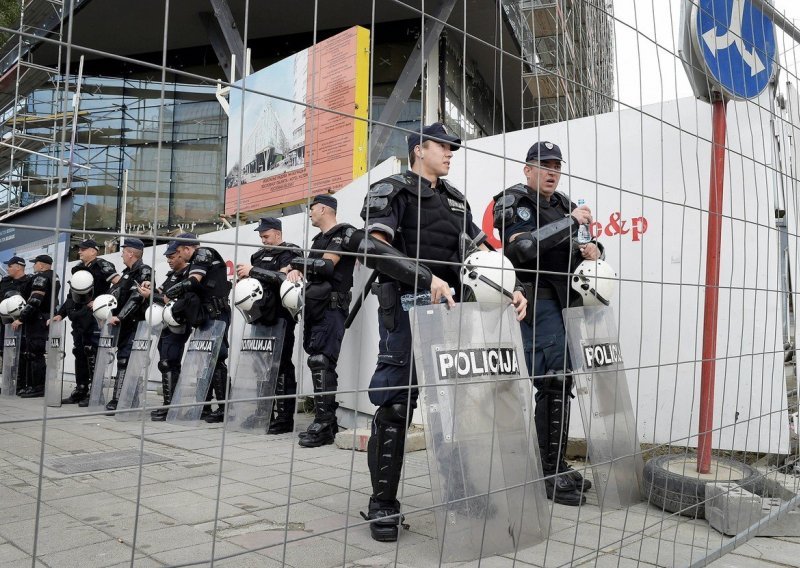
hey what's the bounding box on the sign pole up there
[697,96,728,474]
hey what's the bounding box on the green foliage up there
[0,0,20,46]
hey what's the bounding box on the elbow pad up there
[290,257,334,282]
[250,266,286,286]
[19,295,42,320]
[117,295,143,321]
[505,217,576,267]
[343,228,433,290]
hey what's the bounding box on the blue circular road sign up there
[691,0,777,100]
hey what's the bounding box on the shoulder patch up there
[368,182,395,198]
[518,207,531,221]
[33,275,48,289]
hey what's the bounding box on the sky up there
[612,0,800,107]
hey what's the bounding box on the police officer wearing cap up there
[165,233,232,423]
[493,141,602,506]
[53,239,120,406]
[285,195,356,448]
[13,255,60,398]
[1,256,31,393]
[146,239,192,421]
[236,217,301,433]
[104,239,152,412]
[343,123,526,542]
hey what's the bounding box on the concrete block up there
[706,482,800,537]
[334,426,426,452]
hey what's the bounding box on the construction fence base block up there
[706,482,800,537]
[334,426,426,452]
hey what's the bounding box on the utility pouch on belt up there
[372,281,398,332]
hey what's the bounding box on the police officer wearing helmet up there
[143,239,192,421]
[344,123,526,542]
[103,239,152,412]
[53,239,120,406]
[165,233,232,423]
[1,256,31,393]
[12,255,60,398]
[493,141,602,506]
[236,217,301,434]
[285,195,355,448]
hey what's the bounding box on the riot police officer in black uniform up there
[493,141,601,506]
[344,123,526,542]
[53,239,120,406]
[147,241,192,421]
[104,238,152,411]
[15,255,60,398]
[1,256,31,393]
[285,195,355,448]
[236,217,301,433]
[165,233,232,423]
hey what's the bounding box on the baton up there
[344,269,378,329]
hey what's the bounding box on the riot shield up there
[167,320,226,425]
[563,305,644,509]
[45,321,67,407]
[226,321,285,433]
[87,323,120,411]
[115,321,163,422]
[411,303,549,563]
[1,324,22,397]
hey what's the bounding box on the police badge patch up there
[544,142,554,150]
[518,207,531,221]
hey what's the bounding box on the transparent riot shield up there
[87,323,120,411]
[167,320,226,425]
[45,321,67,407]
[226,320,285,433]
[411,303,549,563]
[563,305,644,509]
[1,324,22,397]
[115,321,163,422]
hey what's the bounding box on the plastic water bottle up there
[576,199,592,244]
[400,288,456,311]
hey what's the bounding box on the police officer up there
[285,195,355,448]
[344,123,526,541]
[1,256,31,393]
[493,141,601,506]
[236,217,301,433]
[52,239,120,406]
[104,239,152,411]
[14,255,60,398]
[147,241,192,421]
[165,233,232,423]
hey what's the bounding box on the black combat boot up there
[298,366,338,447]
[150,371,174,421]
[241,378,273,431]
[267,374,295,434]
[204,364,228,423]
[105,364,127,413]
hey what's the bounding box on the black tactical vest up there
[309,225,355,295]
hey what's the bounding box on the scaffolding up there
[520,0,616,127]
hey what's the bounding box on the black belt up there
[533,287,557,301]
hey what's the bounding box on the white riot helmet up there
[571,259,617,306]
[92,294,117,322]
[280,279,304,321]
[163,301,186,334]
[70,270,94,303]
[234,278,264,323]
[460,250,516,304]
[0,295,26,323]
[144,303,165,327]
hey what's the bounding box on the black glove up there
[165,279,194,300]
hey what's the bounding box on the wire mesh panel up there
[1,324,22,397]
[114,320,161,421]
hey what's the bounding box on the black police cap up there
[77,239,99,250]
[33,254,53,265]
[310,194,337,211]
[255,217,282,232]
[4,256,25,266]
[407,122,461,154]
[525,141,564,163]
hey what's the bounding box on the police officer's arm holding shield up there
[493,141,601,507]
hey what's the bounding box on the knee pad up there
[375,402,412,429]
[307,353,332,372]
[536,372,573,395]
[117,357,129,371]
[157,359,172,374]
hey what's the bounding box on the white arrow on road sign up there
[701,0,765,76]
